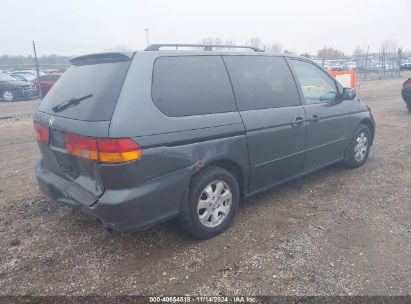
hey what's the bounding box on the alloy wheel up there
[354,131,368,162]
[197,180,232,228]
[2,91,14,102]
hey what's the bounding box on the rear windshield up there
[39,61,131,121]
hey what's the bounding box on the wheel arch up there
[193,159,246,197]
[359,118,375,145]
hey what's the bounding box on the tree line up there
[1,38,405,66]
[200,37,404,59]
[0,54,71,66]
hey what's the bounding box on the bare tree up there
[213,37,223,45]
[353,46,363,57]
[381,39,397,54]
[245,37,261,48]
[317,47,344,59]
[299,52,312,58]
[224,39,236,46]
[283,48,297,55]
[199,37,237,50]
[223,39,237,51]
[200,38,214,45]
[265,42,282,53]
[104,45,133,51]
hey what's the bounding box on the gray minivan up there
[34,44,375,239]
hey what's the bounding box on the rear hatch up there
[34,52,134,204]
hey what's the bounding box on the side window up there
[223,56,300,110]
[152,56,236,117]
[40,75,52,81]
[289,59,338,104]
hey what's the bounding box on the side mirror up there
[319,91,337,102]
[341,87,356,100]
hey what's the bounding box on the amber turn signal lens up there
[98,139,142,163]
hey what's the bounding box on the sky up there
[1,0,410,56]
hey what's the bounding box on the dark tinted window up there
[152,56,236,116]
[39,61,130,121]
[223,56,300,110]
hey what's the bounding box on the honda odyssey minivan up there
[34,44,375,239]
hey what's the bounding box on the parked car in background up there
[0,72,39,101]
[9,72,38,82]
[9,73,36,82]
[400,63,411,71]
[11,69,45,77]
[47,68,67,74]
[34,45,375,239]
[31,74,62,95]
[402,77,411,111]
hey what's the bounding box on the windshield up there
[38,61,131,121]
[13,73,37,81]
[0,73,18,82]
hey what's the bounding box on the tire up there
[178,166,239,239]
[344,124,372,168]
[1,90,15,102]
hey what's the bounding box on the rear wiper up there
[52,94,93,113]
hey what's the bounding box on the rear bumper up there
[35,160,191,232]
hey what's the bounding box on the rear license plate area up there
[50,128,66,149]
[49,129,77,178]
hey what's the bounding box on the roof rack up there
[144,44,264,52]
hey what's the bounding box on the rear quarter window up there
[151,56,236,117]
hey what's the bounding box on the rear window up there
[39,61,130,121]
[223,56,301,110]
[152,56,236,116]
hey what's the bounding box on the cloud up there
[1,0,410,55]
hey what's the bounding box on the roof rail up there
[144,44,264,52]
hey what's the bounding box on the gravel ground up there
[0,99,40,119]
[0,73,410,296]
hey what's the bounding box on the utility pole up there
[322,45,326,68]
[364,46,369,81]
[145,28,149,46]
[32,40,42,98]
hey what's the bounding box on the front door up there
[289,59,350,172]
[223,55,306,192]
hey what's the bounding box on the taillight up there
[66,134,141,163]
[33,122,49,144]
[404,81,411,88]
[98,139,142,163]
[66,134,98,161]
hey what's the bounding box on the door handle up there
[311,114,320,123]
[291,116,305,127]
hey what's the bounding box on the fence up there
[312,48,406,82]
[0,64,70,74]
